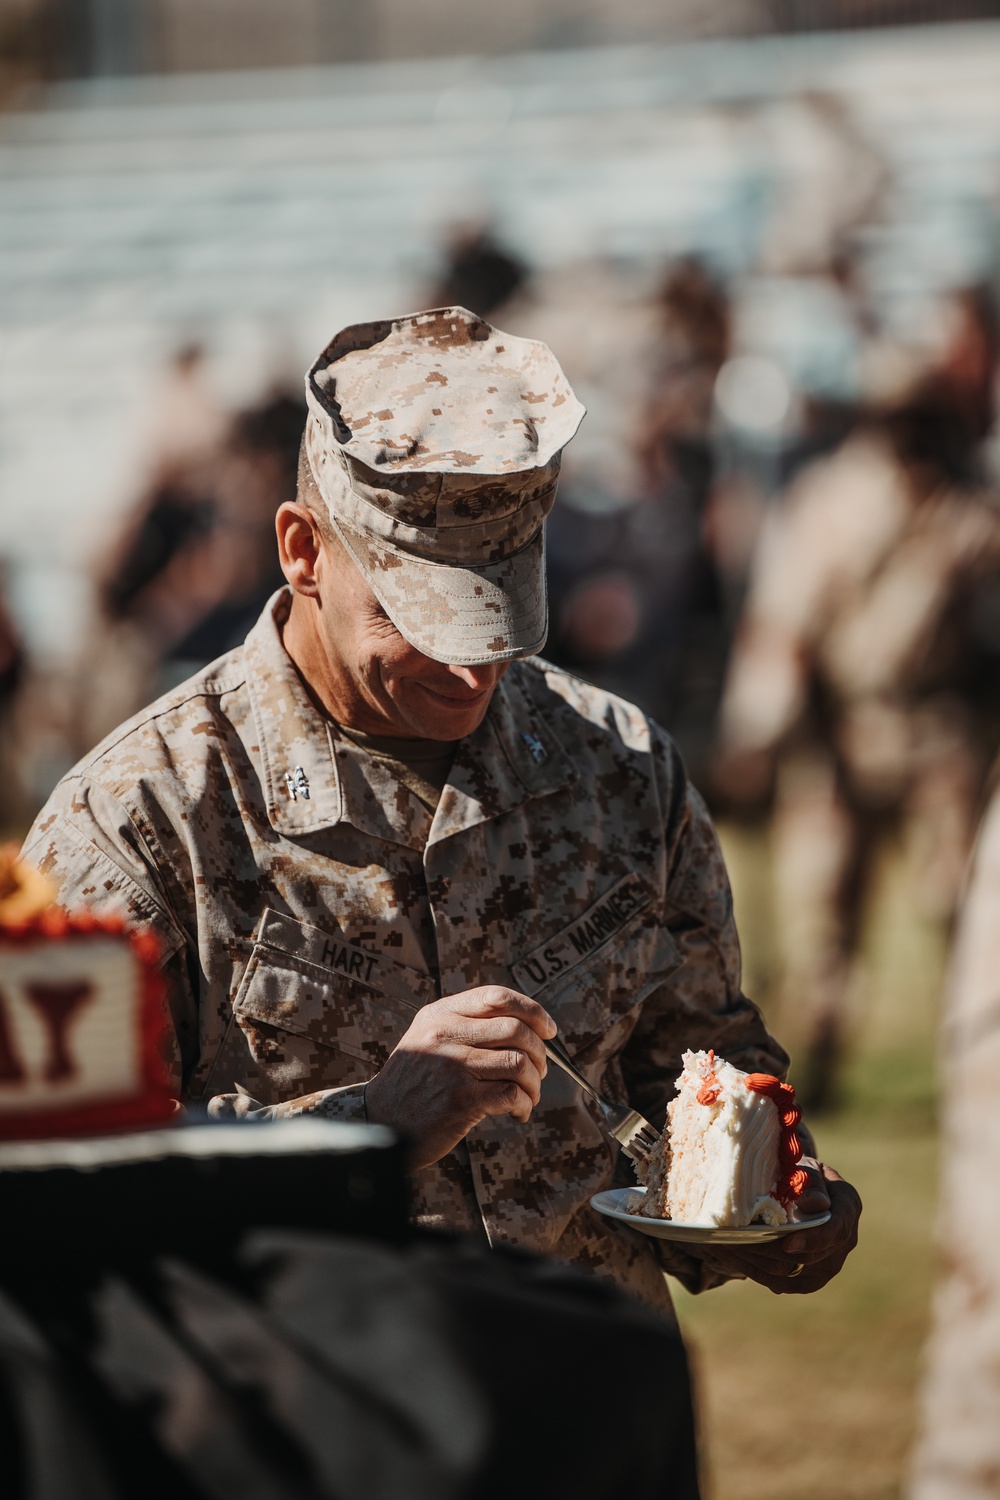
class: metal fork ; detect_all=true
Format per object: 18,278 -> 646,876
544,1037 -> 661,1167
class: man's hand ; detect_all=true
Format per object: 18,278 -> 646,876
689,1160 -> 861,1294
363,986 -> 557,1170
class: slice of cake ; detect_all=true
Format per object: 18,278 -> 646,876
0,849 -> 173,1139
639,1049 -> 808,1227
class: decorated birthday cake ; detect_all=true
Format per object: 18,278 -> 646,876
638,1049 -> 808,1228
0,848 -> 172,1139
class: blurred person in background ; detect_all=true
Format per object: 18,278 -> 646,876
425,221 -> 530,322
82,364 -> 303,750
545,257 -> 732,784
79,342 -> 228,746
133,341 -> 229,492
712,284 -> 1000,1111
908,760 -> 1000,1500
629,257 -> 733,775
755,92 -> 888,281
160,388 -> 302,673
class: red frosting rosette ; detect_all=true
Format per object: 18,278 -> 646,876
744,1071 -> 808,1206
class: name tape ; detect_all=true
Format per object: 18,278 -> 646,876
510,873 -> 651,995
318,936 -> 381,987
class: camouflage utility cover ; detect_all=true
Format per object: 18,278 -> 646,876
304,307 -> 585,666
24,589 -> 785,1316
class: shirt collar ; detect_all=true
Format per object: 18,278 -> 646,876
244,589 -> 577,847
428,663 -> 577,845
243,590 -> 343,837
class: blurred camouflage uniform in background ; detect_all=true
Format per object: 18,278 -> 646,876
909,768 -> 1000,1500
545,258 -> 733,784
80,351 -> 301,753
713,286 -> 1000,1108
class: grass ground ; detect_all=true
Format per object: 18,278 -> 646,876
673,821 -> 945,1500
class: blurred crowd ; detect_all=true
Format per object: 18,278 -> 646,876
0,86 -> 997,1103
1,68 -> 1000,1496
5,158 -> 1000,1129
539,254 -> 1000,1127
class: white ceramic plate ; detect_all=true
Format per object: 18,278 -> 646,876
590,1186 -> 832,1244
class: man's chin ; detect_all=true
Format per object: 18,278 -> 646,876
404,684 -> 495,739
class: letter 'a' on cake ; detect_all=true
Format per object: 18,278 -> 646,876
0,850 -> 172,1140
638,1050 -> 809,1228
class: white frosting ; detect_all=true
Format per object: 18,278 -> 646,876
641,1050 -> 787,1227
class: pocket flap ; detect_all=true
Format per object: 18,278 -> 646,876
233,909 -> 435,1068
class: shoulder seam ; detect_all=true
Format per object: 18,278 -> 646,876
520,655 -> 660,742
79,670 -> 247,771
22,811 -> 186,958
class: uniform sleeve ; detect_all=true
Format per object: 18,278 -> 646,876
619,743 -> 788,1132
619,740 -> 791,1294
205,1083 -> 369,1123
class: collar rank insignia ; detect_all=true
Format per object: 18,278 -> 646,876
284,766 -> 311,801
521,732 -> 548,765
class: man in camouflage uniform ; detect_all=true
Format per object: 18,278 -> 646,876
24,308 -> 859,1317
909,772 -> 1000,1500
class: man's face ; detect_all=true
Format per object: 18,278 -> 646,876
309,525 -> 510,740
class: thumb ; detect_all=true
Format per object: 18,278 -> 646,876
792,1156 -> 832,1218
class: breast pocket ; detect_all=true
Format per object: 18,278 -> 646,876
510,878 -> 682,1057
226,909 -> 435,1105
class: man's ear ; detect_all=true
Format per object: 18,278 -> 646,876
276,502 -> 322,598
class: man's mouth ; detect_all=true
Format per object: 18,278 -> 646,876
417,682 -> 492,707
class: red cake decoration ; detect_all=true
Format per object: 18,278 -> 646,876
744,1072 -> 808,1206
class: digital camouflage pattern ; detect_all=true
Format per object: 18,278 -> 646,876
910,779 -> 1000,1500
24,589 -> 786,1316
304,307 -> 586,666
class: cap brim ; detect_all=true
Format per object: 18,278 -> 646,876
331,517 -> 548,666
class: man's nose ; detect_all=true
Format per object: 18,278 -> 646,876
446,662 -> 501,692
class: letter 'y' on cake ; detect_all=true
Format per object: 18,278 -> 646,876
0,848 -> 173,1140
640,1050 -> 808,1227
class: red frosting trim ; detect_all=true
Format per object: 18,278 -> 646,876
0,914 -> 174,1140
744,1071 -> 806,1208
696,1050 -> 722,1106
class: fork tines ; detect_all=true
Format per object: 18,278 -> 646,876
619,1123 -> 660,1164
